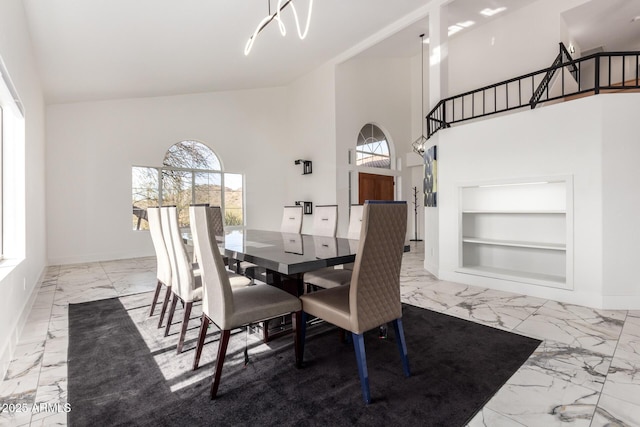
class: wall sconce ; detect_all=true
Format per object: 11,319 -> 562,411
295,201 -> 313,215
294,159 -> 312,175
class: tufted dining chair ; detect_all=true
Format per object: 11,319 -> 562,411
299,201 -> 410,404
147,207 -> 173,322
189,205 -> 303,399
303,204 -> 364,290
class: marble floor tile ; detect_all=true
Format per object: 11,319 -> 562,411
521,339 -> 611,392
591,393 -> 640,427
484,369 -> 599,426
445,291 -> 545,332
515,303 -> 625,356
466,407 -> 527,426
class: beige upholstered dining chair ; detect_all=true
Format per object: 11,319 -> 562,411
303,204 -> 364,290
189,205 -> 303,399
147,207 -> 173,324
280,205 -> 304,233
161,206 -> 203,354
311,205 -> 338,237
299,201 -> 410,404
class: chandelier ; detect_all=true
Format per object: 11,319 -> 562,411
244,0 -> 314,55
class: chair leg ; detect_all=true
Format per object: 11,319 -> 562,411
165,294 -> 179,337
392,318 -> 411,377
292,311 -> 303,368
157,286 -> 172,328
352,333 -> 371,404
193,314 -> 210,371
299,312 -> 308,367
176,301 -> 193,354
149,280 -> 162,316
210,329 -> 231,399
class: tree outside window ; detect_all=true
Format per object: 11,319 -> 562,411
131,141 -> 244,230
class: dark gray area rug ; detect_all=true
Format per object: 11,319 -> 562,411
67,293 -> 540,426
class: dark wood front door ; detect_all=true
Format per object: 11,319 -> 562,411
358,173 -> 394,204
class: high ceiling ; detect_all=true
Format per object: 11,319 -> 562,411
21,0 -> 640,104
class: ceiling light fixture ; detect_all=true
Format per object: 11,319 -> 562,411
412,34 -> 428,156
480,7 -> 506,17
244,0 -> 314,55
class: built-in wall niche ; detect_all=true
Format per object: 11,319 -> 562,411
457,177 -> 573,290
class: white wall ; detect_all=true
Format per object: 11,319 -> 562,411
46,87 -> 290,264
437,94 -> 640,309
0,0 -> 47,378
335,56 -> 413,237
285,63 -> 338,235
447,0 -> 590,96
601,94 -> 640,308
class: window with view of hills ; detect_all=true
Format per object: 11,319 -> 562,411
131,141 -> 243,230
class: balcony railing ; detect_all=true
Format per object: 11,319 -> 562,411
416,44 -> 640,153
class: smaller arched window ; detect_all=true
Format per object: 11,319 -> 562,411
356,124 -> 391,169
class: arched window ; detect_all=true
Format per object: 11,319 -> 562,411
132,141 -> 243,230
356,124 -> 391,169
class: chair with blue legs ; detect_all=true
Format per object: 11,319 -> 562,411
299,201 -> 410,404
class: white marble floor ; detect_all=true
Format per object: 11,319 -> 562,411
1,242 -> 639,426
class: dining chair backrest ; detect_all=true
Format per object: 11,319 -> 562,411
160,207 -> 177,291
208,206 -> 225,244
312,205 -> 338,237
166,206 -> 197,301
349,201 -> 407,334
190,205 -> 233,328
148,207 -> 172,287
280,205 -> 303,234
347,204 -> 364,240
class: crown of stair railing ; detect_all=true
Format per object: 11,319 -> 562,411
417,43 -> 640,152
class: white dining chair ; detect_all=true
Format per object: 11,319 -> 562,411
147,207 -> 173,323
189,205 -> 303,399
280,205 -> 304,233
311,205 -> 338,237
304,204 -> 363,290
161,206 -> 203,353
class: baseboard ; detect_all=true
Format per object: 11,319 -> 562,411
0,267 -> 45,380
48,250 -> 154,266
602,295 -> 640,310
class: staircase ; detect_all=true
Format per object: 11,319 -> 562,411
413,43 -> 640,155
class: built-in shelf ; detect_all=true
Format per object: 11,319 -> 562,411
457,266 -> 566,287
459,177 -> 573,290
462,237 -> 566,251
461,210 -> 566,214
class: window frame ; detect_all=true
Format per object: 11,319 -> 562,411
131,144 -> 244,230
356,123 -> 391,169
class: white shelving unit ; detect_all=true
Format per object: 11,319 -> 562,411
457,177 -> 573,289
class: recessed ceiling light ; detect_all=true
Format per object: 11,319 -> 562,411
480,7 -> 507,17
458,20 -> 475,28
632,15 -> 640,22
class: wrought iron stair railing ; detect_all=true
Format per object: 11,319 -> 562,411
414,44 -> 640,154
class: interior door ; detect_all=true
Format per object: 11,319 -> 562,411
358,173 -> 394,204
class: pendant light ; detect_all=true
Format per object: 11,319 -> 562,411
412,34 -> 428,156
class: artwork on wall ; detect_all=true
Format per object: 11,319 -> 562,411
424,145 -> 437,207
